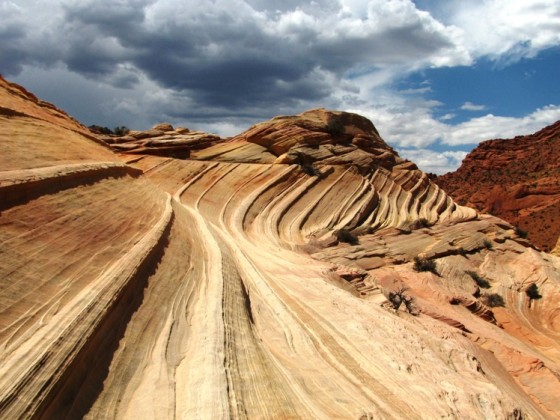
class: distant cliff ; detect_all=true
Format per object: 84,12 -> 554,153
436,121 -> 560,254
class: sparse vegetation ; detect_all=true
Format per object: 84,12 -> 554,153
526,283 -> 542,300
515,226 -> 528,239
465,270 -> 490,288
292,151 -> 320,176
417,217 -> 430,228
388,287 -> 418,315
483,239 -> 493,249
113,125 -> 130,136
483,293 -> 505,307
335,229 -> 359,245
457,247 -> 468,257
88,125 -> 113,135
413,256 -> 437,274
326,116 -> 345,136
300,163 -> 320,176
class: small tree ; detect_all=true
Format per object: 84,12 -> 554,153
388,287 -> 418,315
526,283 -> 542,300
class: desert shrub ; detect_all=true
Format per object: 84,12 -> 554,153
417,217 -> 430,228
483,293 -> 505,307
483,239 -> 493,249
526,283 -> 542,300
114,125 -> 130,136
326,117 -> 345,136
465,270 -> 490,288
300,163 -> 320,176
88,125 -> 113,135
336,229 -> 359,245
515,226 -> 528,239
388,287 -> 418,315
413,256 -> 437,274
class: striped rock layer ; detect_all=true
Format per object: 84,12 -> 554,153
1,75 -> 559,419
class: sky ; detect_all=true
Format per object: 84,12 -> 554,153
1,0 -> 559,174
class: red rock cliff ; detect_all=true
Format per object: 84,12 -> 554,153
436,121 -> 560,253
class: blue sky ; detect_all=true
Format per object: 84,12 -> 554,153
400,47 -> 560,123
2,0 -> 560,173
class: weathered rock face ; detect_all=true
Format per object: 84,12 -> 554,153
1,75 -> 559,419
436,121 -> 560,253
102,122 -> 222,159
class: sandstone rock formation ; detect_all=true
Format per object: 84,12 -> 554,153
1,75 -> 559,418
436,121 -> 560,253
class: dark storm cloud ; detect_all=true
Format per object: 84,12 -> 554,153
57,0 -> 333,108
0,25 -> 28,75
0,0 -> 470,131
51,0 -> 460,113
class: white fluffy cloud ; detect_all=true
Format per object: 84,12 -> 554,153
449,0 -> 560,60
397,149 -> 468,175
461,102 -> 486,111
441,105 -> 560,145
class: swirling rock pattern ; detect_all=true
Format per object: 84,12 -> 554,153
1,75 -> 559,419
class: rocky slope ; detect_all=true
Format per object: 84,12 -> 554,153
1,75 -> 559,418
435,121 -> 560,254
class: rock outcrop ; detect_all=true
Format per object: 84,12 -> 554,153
1,75 -> 559,418
436,121 -> 560,253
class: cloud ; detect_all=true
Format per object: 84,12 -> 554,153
2,0 -> 559,176
439,113 -> 455,120
441,105 -> 560,145
447,0 -> 560,61
397,148 -> 467,174
0,0 -> 469,116
460,101 -> 486,111
355,100 -> 560,149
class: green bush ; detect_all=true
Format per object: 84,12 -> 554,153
114,125 -> 130,136
413,257 -> 437,274
326,117 -> 345,136
88,125 -> 113,135
417,218 -> 430,228
515,227 -> 528,239
526,283 -> 542,300
465,270 -> 491,289
483,239 -> 493,249
336,229 -> 359,245
301,164 -> 319,176
483,293 -> 505,307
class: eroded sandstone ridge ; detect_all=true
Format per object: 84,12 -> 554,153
436,121 -> 560,254
1,75 -> 560,419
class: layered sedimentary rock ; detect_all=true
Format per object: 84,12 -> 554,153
436,121 -> 560,253
1,75 -> 560,419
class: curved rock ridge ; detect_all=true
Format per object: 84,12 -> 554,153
0,75 -> 559,418
436,120 -> 560,253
